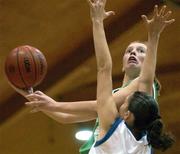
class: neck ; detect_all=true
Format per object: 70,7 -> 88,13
122,73 -> 138,86
125,122 -> 142,140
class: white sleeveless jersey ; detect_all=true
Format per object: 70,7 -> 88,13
89,118 -> 152,154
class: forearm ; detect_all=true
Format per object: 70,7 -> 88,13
139,34 -> 159,94
48,100 -> 97,114
140,33 -> 159,83
43,110 -> 97,124
92,20 -> 113,103
90,2 -> 118,133
139,5 -> 175,92
92,20 -> 112,71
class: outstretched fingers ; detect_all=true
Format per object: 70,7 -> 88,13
154,5 -> 173,20
87,0 -> 93,7
154,5 -> 158,16
100,0 -> 107,6
165,19 -> 175,25
163,11 -> 172,20
105,11 -> 115,18
159,6 -> 175,25
141,15 -> 149,24
159,5 -> 167,16
87,0 -> 107,7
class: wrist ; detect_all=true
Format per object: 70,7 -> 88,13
92,18 -> 104,24
148,32 -> 160,40
50,101 -> 59,111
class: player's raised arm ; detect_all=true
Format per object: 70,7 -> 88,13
138,5 -> 175,93
87,0 -> 118,136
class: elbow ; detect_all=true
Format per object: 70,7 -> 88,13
97,62 -> 112,72
89,101 -> 98,112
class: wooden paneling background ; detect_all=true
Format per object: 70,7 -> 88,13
0,0 -> 179,153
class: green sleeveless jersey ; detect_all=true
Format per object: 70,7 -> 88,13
79,80 -> 160,154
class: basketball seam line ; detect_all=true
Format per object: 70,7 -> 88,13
28,48 -> 37,85
17,48 -> 28,88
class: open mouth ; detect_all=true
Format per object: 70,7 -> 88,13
128,56 -> 138,64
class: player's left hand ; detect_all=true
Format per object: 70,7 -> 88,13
141,5 -> 175,36
87,0 -> 115,22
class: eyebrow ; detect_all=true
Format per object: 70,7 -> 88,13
137,46 -> 146,51
126,47 -> 133,51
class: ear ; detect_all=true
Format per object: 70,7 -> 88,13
123,110 -> 131,120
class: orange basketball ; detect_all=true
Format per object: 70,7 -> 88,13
5,45 -> 47,89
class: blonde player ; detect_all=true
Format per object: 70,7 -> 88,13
86,0 -> 174,153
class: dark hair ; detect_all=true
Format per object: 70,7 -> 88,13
128,91 -> 175,151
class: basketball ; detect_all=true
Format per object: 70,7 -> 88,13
5,45 -> 47,89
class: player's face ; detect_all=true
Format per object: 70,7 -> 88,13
122,42 -> 147,74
